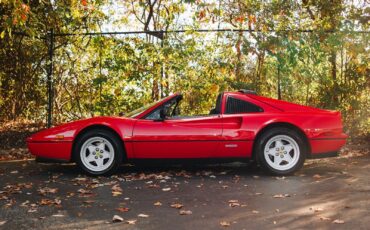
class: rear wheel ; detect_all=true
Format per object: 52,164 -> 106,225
74,129 -> 123,176
256,127 -> 306,175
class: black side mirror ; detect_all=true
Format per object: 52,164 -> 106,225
160,108 -> 166,119
154,108 -> 166,121
209,108 -> 217,115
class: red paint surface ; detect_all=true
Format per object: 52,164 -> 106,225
27,92 -> 347,161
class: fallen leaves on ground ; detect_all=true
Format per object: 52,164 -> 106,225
115,207 -> 130,212
126,219 -> 137,225
111,184 -> 123,196
0,221 -> 6,226
310,207 -> 324,212
319,216 -> 331,221
179,210 -> 192,215
38,187 -> 58,196
273,194 -> 290,198
154,201 -> 162,206
112,215 -> 124,222
220,221 -> 231,227
77,188 -> 93,197
39,198 -> 61,206
332,219 -> 345,224
170,203 -> 184,209
228,200 -> 240,207
83,200 -> 95,204
313,174 -> 322,180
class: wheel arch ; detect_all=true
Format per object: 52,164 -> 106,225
252,122 -> 311,160
72,124 -> 127,162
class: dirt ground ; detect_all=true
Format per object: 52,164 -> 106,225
0,148 -> 369,230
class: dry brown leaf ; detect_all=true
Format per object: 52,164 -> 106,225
112,191 -> 122,196
83,200 -> 95,204
252,210 -> 259,214
39,199 -> 61,206
54,199 -> 61,205
115,207 -> 130,212
229,202 -> 240,207
220,221 -> 230,227
77,189 -> 92,194
126,219 -> 137,225
0,221 -> 6,226
38,187 -> 58,195
111,184 -> 123,196
319,216 -> 331,221
313,174 -> 322,179
138,214 -> 149,218
162,187 -> 171,192
112,215 -> 124,222
170,203 -> 184,209
273,194 -> 290,198
179,210 -> 192,215
333,219 -> 345,224
154,201 -> 162,206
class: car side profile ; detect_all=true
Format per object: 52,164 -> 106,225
27,90 -> 347,175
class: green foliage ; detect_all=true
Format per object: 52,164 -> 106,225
0,0 -> 369,138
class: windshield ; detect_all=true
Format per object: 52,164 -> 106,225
125,97 -> 168,118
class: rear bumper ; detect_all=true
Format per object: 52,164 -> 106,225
27,141 -> 72,161
309,138 -> 346,157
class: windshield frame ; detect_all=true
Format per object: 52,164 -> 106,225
126,93 -> 180,119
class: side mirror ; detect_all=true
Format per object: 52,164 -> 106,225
158,108 -> 167,121
209,108 -> 217,115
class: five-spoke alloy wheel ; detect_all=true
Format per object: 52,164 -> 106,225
256,127 -> 306,175
74,129 -> 123,176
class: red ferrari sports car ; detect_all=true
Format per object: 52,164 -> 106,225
27,90 -> 347,175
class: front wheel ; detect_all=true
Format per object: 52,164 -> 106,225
256,128 -> 306,175
74,129 -> 123,176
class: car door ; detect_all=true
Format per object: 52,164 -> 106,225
131,115 -> 223,158
219,94 -> 264,157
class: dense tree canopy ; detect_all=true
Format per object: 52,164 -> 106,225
0,0 -> 369,138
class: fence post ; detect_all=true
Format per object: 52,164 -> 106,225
47,29 -> 54,128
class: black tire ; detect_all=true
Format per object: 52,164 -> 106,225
73,129 -> 123,176
256,127 -> 306,175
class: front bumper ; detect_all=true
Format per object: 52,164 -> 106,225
27,141 -> 73,161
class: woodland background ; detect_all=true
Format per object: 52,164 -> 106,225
0,0 -> 369,140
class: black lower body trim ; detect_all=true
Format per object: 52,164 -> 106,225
308,151 -> 338,159
35,157 -> 70,163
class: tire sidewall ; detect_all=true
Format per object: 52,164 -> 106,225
256,128 -> 306,175
74,129 -> 123,176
